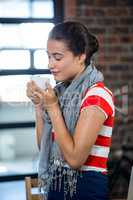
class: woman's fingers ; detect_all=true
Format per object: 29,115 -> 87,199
42,83 -> 58,108
30,91 -> 43,105
26,80 -> 58,108
26,81 -> 43,105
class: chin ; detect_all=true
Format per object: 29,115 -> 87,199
54,76 -> 67,82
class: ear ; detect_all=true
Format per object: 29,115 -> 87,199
78,54 -> 86,65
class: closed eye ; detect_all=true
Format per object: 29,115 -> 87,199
53,53 -> 64,61
47,51 -> 64,61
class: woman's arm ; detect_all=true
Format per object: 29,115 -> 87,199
35,105 -> 44,150
47,104 -> 106,169
26,80 -> 45,150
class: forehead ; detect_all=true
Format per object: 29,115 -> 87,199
47,39 -> 68,53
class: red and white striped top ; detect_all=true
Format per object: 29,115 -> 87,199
80,82 -> 115,173
52,82 -> 115,174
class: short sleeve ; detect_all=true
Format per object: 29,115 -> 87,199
80,86 -> 114,119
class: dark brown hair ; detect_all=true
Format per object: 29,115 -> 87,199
48,21 -> 99,66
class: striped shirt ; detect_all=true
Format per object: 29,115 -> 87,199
80,82 -> 115,173
52,82 -> 115,174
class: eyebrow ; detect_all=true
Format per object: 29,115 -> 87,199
46,50 -> 65,55
46,51 -> 64,57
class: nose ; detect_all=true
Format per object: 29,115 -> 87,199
48,57 -> 56,70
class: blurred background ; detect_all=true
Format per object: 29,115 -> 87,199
0,0 -> 133,200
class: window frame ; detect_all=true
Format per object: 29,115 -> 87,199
0,0 -> 64,181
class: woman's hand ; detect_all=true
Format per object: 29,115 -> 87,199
26,80 -> 43,106
42,82 -> 58,110
26,80 -> 58,109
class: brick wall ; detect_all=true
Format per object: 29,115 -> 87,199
64,0 -> 133,199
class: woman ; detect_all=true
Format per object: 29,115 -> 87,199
27,21 -> 115,200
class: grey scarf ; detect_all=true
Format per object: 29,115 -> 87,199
38,63 -> 104,199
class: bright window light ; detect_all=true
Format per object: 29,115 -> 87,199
34,50 -> 48,69
0,75 -> 30,102
0,0 -> 30,18
0,23 -> 54,48
20,23 -> 54,48
0,50 -> 30,69
0,166 -> 8,173
32,0 -> 54,18
0,0 -> 54,18
0,24 -> 24,48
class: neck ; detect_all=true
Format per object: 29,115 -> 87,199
64,64 -> 86,84
75,65 -> 86,79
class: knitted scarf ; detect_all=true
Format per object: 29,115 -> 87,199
38,63 -> 104,199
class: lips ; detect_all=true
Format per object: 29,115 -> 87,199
51,71 -> 60,75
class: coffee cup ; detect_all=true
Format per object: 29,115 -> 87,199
31,76 -> 50,90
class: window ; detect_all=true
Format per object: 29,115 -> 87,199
0,50 -> 30,69
0,0 -> 63,180
0,23 -> 54,49
0,22 -> 54,69
0,0 -> 54,18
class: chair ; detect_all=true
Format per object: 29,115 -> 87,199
25,176 -> 43,200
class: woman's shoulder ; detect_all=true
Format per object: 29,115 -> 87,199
90,82 -> 113,97
80,81 -> 115,118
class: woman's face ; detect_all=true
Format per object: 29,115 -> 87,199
47,39 -> 86,82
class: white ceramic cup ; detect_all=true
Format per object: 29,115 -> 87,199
31,76 -> 50,90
